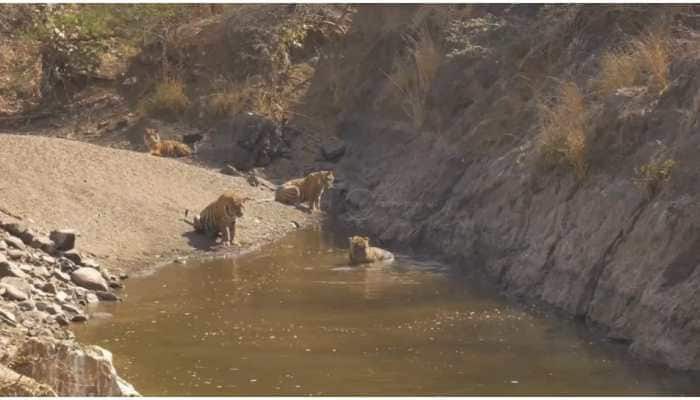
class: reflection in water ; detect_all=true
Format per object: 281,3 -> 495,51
73,227 -> 700,396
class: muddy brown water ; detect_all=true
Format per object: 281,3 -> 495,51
73,226 -> 699,395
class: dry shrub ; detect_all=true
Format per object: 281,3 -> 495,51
537,81 -> 589,180
137,78 -> 190,120
634,148 -> 677,196
596,32 -> 670,96
207,81 -> 251,119
386,28 -> 442,128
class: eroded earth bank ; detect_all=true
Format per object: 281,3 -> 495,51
1,3 -> 700,395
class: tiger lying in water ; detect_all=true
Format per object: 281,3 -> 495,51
144,128 -> 193,158
275,170 -> 334,212
185,191 -> 251,246
348,236 -> 394,265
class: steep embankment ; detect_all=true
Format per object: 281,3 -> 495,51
0,134 -> 316,273
318,6 -> 700,370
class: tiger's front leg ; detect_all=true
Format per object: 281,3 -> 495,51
223,226 -> 232,247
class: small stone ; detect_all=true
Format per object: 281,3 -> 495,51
41,255 -> 56,264
71,267 -> 108,291
1,284 -> 28,301
221,164 -> 244,177
62,250 -> 82,265
5,236 -> 26,250
95,291 -> 119,301
73,287 -> 87,298
61,303 -> 82,314
71,314 -> 88,323
7,249 -> 26,260
52,270 -> 70,282
55,314 -> 69,326
0,308 -> 17,326
18,300 -> 35,311
4,222 -> 34,244
58,257 -> 77,273
21,319 -> 35,329
109,281 -> 124,289
30,236 -> 55,253
82,258 -> 100,270
0,259 -> 28,279
55,291 -> 69,303
41,282 -> 57,294
0,240 -> 6,251
119,273 -> 129,280
49,229 -> 77,251
321,141 -> 347,162
36,302 -> 61,315
85,293 -> 99,304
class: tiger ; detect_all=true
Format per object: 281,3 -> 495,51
348,236 -> 395,265
144,128 -> 193,158
275,170 -> 334,212
185,191 -> 251,246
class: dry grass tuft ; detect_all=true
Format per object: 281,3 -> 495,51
634,148 -> 677,196
596,32 -> 671,96
537,80 -> 589,180
137,78 -> 190,120
386,28 -> 442,129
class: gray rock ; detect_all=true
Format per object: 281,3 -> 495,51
0,239 -> 6,251
119,273 -> 129,280
31,266 -> 50,279
41,255 -> 56,264
7,249 -> 26,260
1,283 -> 28,301
0,308 -> 17,326
55,291 -> 69,303
321,141 -> 347,162
4,222 -> 34,244
85,293 -> 99,304
30,236 -> 55,253
71,314 -> 88,323
95,291 -> 119,302
41,282 -> 57,294
5,235 -> 26,250
18,300 -> 35,311
73,287 -> 88,298
221,164 -> 244,177
50,229 -> 77,251
61,303 -> 82,315
0,259 -> 28,279
62,250 -> 82,265
71,267 -> 108,291
58,257 -> 77,273
109,281 -> 124,289
52,270 -> 71,282
82,258 -> 100,270
36,302 -> 61,315
55,314 -> 69,326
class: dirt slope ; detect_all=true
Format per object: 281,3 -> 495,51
0,134 -> 315,274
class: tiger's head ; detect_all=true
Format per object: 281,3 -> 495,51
219,192 -> 252,218
318,170 -> 335,189
349,235 -> 370,260
144,128 -> 161,148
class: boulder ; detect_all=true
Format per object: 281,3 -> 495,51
1,277 -> 32,301
13,337 -> 139,395
321,141 -> 347,162
85,293 -> 99,304
95,291 -> 119,302
4,222 -> 34,244
62,250 -> 83,266
0,258 -> 28,279
5,235 -> 26,250
71,268 -> 108,291
30,236 -> 55,253
49,229 -> 77,251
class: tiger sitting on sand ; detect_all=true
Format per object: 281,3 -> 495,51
185,191 -> 251,246
144,128 -> 193,158
348,236 -> 394,265
275,170 -> 334,212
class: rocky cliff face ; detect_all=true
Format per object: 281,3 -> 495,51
320,5 -> 700,371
